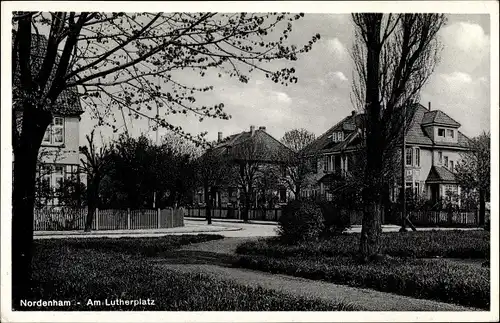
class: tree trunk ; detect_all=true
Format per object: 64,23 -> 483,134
85,202 -> 95,232
360,182 -> 383,261
295,183 -> 301,201
359,14 -> 383,262
84,181 -> 97,231
242,191 -> 251,222
204,184 -> 211,224
12,105 -> 51,304
479,188 -> 485,226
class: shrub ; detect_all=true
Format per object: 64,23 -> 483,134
318,201 -> 351,235
278,200 -> 324,242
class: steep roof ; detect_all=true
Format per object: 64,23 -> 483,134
301,113 -> 364,155
405,104 -> 435,145
12,33 -> 84,116
421,110 -> 461,127
425,166 -> 457,183
205,128 -> 295,163
304,103 -> 470,155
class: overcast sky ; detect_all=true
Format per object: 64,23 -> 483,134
76,13 -> 491,143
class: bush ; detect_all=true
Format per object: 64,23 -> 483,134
236,254 -> 489,309
22,242 -> 355,311
318,201 -> 351,235
278,200 -> 324,242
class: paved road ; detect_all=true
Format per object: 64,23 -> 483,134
34,218 -> 483,239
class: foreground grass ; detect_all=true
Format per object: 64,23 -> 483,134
18,236 -> 355,311
235,231 -> 490,310
237,230 -> 490,259
41,234 -> 225,257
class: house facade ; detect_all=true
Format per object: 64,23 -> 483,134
194,125 -> 295,209
13,33 -> 86,207
301,104 -> 471,205
36,99 -> 85,207
300,110 -> 365,200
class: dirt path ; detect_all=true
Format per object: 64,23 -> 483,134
151,237 -> 478,312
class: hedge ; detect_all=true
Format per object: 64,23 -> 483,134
236,254 -> 489,309
236,230 -> 489,259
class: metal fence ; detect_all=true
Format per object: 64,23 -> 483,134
185,207 -> 283,221
34,207 -> 184,231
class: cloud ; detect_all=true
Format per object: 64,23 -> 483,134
440,72 -> 473,86
442,22 -> 489,53
329,71 -> 348,82
421,72 -> 489,137
275,91 -> 292,103
438,22 -> 490,75
326,37 -> 348,58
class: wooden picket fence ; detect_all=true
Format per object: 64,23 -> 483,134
185,207 -> 283,221
184,207 -> 480,227
408,210 -> 479,226
33,207 -> 184,231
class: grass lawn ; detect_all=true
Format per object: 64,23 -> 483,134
235,230 -> 490,310
19,235 -> 355,311
237,230 -> 490,259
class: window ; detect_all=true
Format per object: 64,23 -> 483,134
438,151 -> 443,165
54,166 -> 64,189
444,184 -> 458,197
444,156 -> 449,168
334,155 -> 341,170
405,182 -> 413,197
42,116 -> 65,145
438,128 -> 445,137
405,147 -> 413,166
449,160 -> 454,171
446,129 -> 454,138
415,148 -> 420,167
279,188 -> 287,203
414,182 -> 420,195
332,132 -> 343,142
323,156 -> 328,172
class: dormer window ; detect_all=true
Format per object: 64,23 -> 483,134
332,131 -> 344,143
437,128 -> 445,137
446,129 -> 454,138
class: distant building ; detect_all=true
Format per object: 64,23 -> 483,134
301,103 -> 471,204
194,125 -> 294,208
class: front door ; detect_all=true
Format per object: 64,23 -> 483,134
430,184 -> 440,204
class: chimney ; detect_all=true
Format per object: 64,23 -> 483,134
250,125 -> 255,135
258,126 -> 266,132
217,131 -> 223,142
351,110 -> 357,117
428,101 -> 431,111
